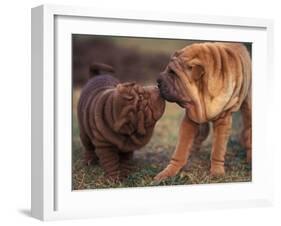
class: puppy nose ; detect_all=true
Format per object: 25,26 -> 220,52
157,74 -> 164,84
157,77 -> 162,84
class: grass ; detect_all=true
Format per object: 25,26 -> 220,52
72,89 -> 251,190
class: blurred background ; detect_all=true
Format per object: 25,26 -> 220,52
72,35 -> 251,87
72,35 -> 200,86
72,35 -> 252,189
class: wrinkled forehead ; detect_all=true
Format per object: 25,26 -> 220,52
173,44 -> 203,59
117,83 -> 143,93
117,83 -> 149,102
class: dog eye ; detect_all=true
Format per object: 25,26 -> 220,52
186,65 -> 192,71
123,95 -> 134,101
168,68 -> 176,75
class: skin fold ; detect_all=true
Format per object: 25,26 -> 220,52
77,63 -> 165,181
155,42 -> 251,180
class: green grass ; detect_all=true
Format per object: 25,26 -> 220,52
72,89 -> 251,190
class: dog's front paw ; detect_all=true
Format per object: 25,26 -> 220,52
154,170 -> 170,181
154,165 -> 180,181
106,172 -> 121,183
83,150 -> 98,166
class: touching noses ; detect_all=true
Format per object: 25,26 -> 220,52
157,73 -> 165,86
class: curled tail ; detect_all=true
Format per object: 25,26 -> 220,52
89,62 -> 115,78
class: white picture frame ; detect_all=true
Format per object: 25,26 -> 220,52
31,4 -> 274,221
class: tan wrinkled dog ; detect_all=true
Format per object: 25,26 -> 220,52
155,42 -> 251,180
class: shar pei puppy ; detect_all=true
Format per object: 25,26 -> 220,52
155,42 -> 251,180
77,63 -> 165,180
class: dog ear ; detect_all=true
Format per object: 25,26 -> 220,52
113,111 -> 137,135
136,111 -> 146,135
113,110 -> 146,136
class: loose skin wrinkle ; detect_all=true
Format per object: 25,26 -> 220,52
156,42 -> 251,180
78,72 -> 165,180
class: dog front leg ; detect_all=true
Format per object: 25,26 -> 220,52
119,152 -> 134,178
154,114 -> 199,181
95,148 -> 120,181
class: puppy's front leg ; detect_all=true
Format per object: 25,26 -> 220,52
95,148 -> 120,181
119,152 -> 134,178
210,113 -> 232,176
154,114 -> 199,181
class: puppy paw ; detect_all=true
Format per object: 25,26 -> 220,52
119,168 -> 131,179
83,157 -> 97,166
106,173 -> 121,183
210,165 -> 225,176
83,151 -> 98,166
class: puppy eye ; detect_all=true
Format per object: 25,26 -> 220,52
123,95 -> 134,101
186,65 -> 192,70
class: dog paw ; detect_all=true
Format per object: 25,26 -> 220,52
210,165 -> 225,176
154,165 -> 180,181
83,158 -> 95,166
154,171 -> 169,181
83,151 -> 98,166
106,173 -> 121,183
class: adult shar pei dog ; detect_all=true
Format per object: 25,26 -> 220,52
155,42 -> 251,180
77,63 -> 165,180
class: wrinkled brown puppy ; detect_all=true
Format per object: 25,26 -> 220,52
77,63 -> 165,180
155,42 -> 251,180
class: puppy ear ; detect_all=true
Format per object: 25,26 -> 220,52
113,118 -> 133,135
113,118 -> 127,132
191,64 -> 204,81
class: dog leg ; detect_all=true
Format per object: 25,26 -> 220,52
95,148 -> 120,181
119,152 -> 134,178
210,113 -> 232,176
80,132 -> 98,166
154,114 -> 199,181
84,149 -> 98,166
240,96 -> 252,163
191,123 -> 210,152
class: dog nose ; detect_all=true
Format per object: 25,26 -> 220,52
157,78 -> 162,84
157,74 -> 164,84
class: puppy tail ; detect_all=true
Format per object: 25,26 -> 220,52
89,62 -> 115,78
